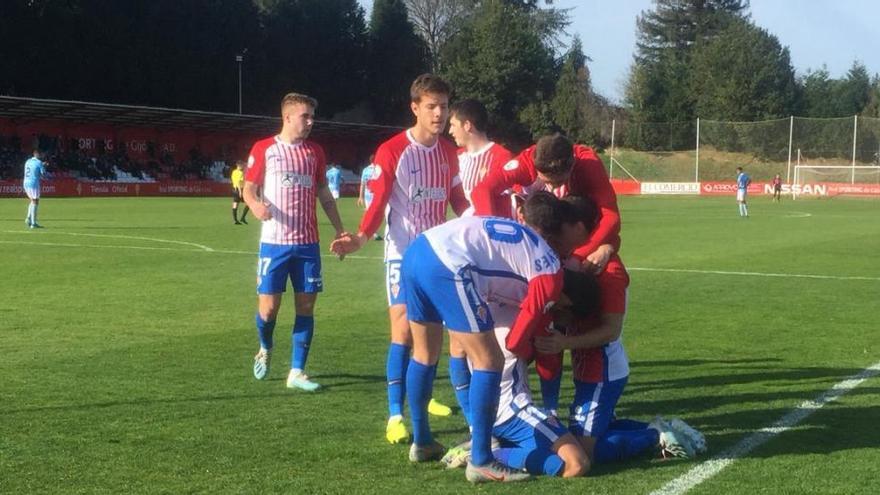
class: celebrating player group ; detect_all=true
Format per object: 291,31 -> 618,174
241,74 -> 706,483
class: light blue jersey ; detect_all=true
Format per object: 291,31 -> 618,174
736,172 -> 750,190
361,164 -> 375,204
23,157 -> 44,188
325,166 -> 342,192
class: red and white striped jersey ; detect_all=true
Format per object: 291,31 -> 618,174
359,130 -> 469,261
245,136 -> 326,245
458,142 -> 513,202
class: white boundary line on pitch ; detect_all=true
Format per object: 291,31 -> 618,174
648,360 -> 880,495
3,233 -> 880,280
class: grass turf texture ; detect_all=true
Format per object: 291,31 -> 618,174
1,195 -> 878,494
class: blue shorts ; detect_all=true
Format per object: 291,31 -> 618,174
569,377 -> 628,438
256,243 -> 323,294
401,236 -> 493,332
386,259 -> 405,306
494,399 -> 570,475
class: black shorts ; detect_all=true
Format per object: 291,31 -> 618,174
774,185 -> 782,192
232,189 -> 243,202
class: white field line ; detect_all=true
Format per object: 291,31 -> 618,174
649,360 -> 880,495
3,233 -> 880,281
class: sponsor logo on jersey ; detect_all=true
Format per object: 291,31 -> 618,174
411,186 -> 447,202
281,173 -> 314,188
503,159 -> 519,171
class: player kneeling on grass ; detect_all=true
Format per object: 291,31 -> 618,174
519,192 -> 706,467
442,298 -> 589,478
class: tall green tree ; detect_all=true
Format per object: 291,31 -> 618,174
626,0 -> 750,148
549,37 -> 595,144
441,0 -> 558,147
691,18 -> 797,120
834,61 -> 872,116
367,0 -> 429,125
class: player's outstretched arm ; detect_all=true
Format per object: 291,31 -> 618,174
243,181 -> 271,221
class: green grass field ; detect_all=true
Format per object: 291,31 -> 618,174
1,195 -> 878,494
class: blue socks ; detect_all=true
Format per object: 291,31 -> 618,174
540,373 -> 562,413
387,343 -> 411,417
494,447 -> 565,476
255,314 -> 276,350
593,427 -> 660,464
470,369 -> 502,466
406,359 -> 436,445
449,356 -> 471,424
291,315 -> 314,371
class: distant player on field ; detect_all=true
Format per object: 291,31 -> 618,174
772,173 -> 782,202
330,74 -> 469,443
736,166 -> 751,217
326,163 -> 343,199
23,149 -> 46,229
243,92 -> 350,391
231,160 -> 250,225
358,157 -> 382,240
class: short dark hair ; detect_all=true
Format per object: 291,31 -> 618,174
281,92 -> 318,111
736,167 -> 743,172
522,192 -> 598,237
534,133 -> 574,176
450,99 -> 489,133
563,269 -> 601,318
410,73 -> 451,103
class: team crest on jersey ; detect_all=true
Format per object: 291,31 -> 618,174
503,159 -> 519,171
390,282 -> 400,299
440,162 -> 449,175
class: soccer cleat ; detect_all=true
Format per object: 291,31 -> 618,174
386,416 -> 410,444
240,218 -> 248,225
253,348 -> 271,380
408,440 -> 447,463
428,398 -> 453,417
286,370 -> 321,392
31,223 -> 44,229
650,417 -> 694,459
441,438 -> 472,469
465,461 -> 532,483
234,221 -> 241,225
668,418 -> 707,455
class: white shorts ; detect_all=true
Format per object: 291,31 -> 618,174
330,188 -> 340,199
24,186 -> 40,200
736,189 -> 746,202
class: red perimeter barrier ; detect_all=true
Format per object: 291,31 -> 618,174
0,179 -> 361,198
701,181 -> 880,197
611,179 -> 640,195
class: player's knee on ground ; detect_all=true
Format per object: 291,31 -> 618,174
555,434 -> 590,477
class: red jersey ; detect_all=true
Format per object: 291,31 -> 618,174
457,142 -> 514,216
471,144 -> 621,257
245,136 -> 326,245
359,130 -> 469,260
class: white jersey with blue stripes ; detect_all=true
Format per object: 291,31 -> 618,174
421,216 -> 560,307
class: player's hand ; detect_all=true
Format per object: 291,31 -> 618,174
582,244 -> 614,274
330,232 -> 366,257
535,333 -> 567,354
251,203 -> 272,221
356,197 -> 364,207
332,231 -> 355,260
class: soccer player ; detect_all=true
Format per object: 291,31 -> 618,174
243,92 -> 350,391
399,215 -> 556,482
326,163 -> 343,200
330,74 -> 468,444
231,160 -> 249,225
447,99 -> 514,215
23,149 -> 46,228
470,133 -> 620,275
736,166 -> 751,217
772,173 -> 782,202
357,158 -> 382,240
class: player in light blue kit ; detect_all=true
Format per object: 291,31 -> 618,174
325,163 -> 343,199
23,150 -> 46,228
358,161 -> 383,240
736,166 -> 751,218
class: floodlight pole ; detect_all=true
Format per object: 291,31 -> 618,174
786,116 -> 794,183
236,54 -> 244,114
694,117 -> 700,182
609,119 -> 615,180
851,115 -> 858,184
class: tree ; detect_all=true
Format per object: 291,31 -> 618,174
367,0 -> 430,125
834,61 -> 872,116
626,0 -> 750,136
691,18 -> 797,121
549,37 -> 593,143
403,0 -> 472,72
441,0 -> 559,147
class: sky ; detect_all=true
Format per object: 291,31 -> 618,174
358,0 -> 880,103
